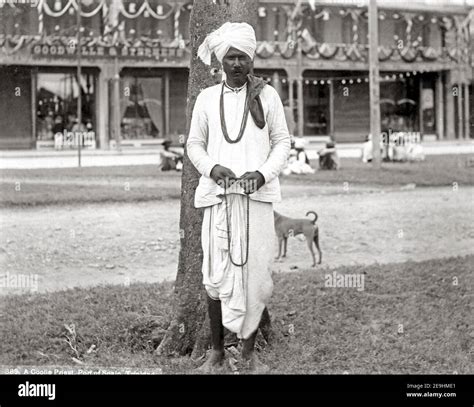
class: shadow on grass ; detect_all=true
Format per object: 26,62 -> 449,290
1,256 -> 471,374
1,155 -> 473,207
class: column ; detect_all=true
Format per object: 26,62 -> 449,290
288,77 -> 294,114
296,38 -> 304,138
464,83 -> 470,140
418,75 -> 424,138
457,83 -> 463,139
435,72 -> 444,140
456,83 -> 464,139
444,72 -> 455,139
272,71 -> 282,99
31,69 -> 37,147
97,65 -> 113,149
296,76 -> 304,137
329,79 -> 335,140
164,70 -> 170,136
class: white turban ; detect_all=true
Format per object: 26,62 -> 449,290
197,22 -> 256,66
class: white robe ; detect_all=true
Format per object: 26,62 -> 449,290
201,187 -> 274,339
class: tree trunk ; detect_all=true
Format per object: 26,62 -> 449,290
156,0 -> 264,358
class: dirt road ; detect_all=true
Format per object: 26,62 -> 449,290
1,185 -> 472,294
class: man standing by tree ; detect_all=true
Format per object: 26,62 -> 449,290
187,22 -> 290,373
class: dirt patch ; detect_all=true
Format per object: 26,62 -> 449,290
1,185 -> 472,295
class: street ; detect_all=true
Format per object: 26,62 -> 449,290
1,184 -> 472,294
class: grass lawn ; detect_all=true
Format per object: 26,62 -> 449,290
285,154 -> 474,187
1,255 -> 471,374
0,154 -> 472,207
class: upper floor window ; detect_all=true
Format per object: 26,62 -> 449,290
43,0 -> 103,37
120,0 -> 189,40
0,4 -> 39,36
256,3 -> 288,42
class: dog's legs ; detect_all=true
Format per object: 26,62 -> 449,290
282,237 -> 288,258
314,231 -> 322,264
306,236 -> 316,267
275,238 -> 282,260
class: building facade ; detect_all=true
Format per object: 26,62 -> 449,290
0,0 -> 472,150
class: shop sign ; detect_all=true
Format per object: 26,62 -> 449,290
32,44 -> 185,60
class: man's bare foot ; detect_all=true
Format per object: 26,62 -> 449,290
242,353 -> 270,374
196,350 -> 225,373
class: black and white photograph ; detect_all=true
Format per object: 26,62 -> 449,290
0,0 -> 473,402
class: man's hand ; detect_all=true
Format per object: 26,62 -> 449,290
238,171 -> 265,194
210,164 -> 237,188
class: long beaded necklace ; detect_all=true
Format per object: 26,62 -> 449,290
220,81 -> 250,266
223,182 -> 250,267
219,81 -> 251,144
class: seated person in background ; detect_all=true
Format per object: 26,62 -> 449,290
318,141 -> 340,170
282,137 -> 315,175
362,134 -> 373,163
160,139 -> 184,171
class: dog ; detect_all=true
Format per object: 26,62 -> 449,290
273,210 -> 322,267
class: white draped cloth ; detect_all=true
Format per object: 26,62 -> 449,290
201,188 -> 274,339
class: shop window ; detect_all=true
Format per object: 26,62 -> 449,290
323,13 -> 343,44
342,14 -> 353,44
379,18 -> 395,46
411,17 -> 425,46
120,76 -> 164,139
36,72 -> 96,146
358,17 -> 368,45
178,3 -> 192,40
422,24 -> 430,47
255,6 -> 270,41
303,81 -> 330,136
311,14 -> 325,43
0,67 -> 32,149
300,6 -> 325,44
394,18 -> 407,45
275,6 -> 288,42
380,76 -> 419,133
168,70 -> 188,139
419,75 -> 436,135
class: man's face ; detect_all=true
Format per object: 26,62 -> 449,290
222,47 -> 253,85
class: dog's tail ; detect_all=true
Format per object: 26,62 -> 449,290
306,211 -> 318,224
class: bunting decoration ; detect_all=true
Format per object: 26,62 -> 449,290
0,0 -> 471,69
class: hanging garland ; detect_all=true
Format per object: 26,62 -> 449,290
42,0 -> 106,18
1,36 -> 29,55
42,0 -> 75,18
71,0 -> 107,18
119,1 -> 176,20
255,40 -> 296,60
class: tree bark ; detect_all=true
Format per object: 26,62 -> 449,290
156,0 -> 262,358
